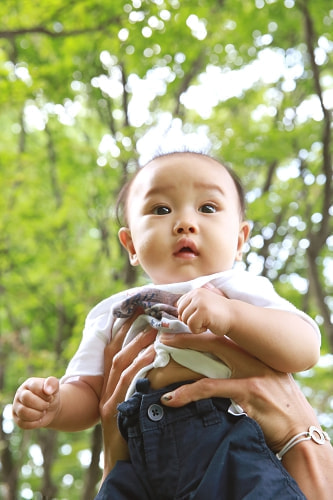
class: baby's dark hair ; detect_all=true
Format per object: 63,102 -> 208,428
116,151 -> 246,226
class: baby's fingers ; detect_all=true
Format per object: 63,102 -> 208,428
13,404 -> 48,429
12,377 -> 57,428
13,392 -> 50,429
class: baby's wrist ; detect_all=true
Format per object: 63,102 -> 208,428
224,298 -> 238,336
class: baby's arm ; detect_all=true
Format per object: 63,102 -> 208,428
13,374 -> 103,432
177,286 -> 320,373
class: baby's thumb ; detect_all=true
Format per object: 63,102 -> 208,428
202,282 -> 226,297
43,376 -> 59,397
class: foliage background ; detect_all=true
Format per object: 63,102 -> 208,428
0,0 -> 332,498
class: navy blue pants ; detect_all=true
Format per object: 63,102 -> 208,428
96,379 -> 306,499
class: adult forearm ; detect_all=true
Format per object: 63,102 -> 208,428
99,328 -> 157,484
101,432 -> 129,481
158,333 -> 333,497
282,440 -> 333,499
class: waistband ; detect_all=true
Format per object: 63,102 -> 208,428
117,378 -> 233,439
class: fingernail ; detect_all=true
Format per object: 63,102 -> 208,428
161,392 -> 173,401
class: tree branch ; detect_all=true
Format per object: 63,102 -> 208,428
173,49 -> 207,117
0,16 -> 121,40
300,1 -> 333,248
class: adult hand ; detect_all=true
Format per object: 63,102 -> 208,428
159,332 -> 317,452
99,316 -> 157,482
100,324 -> 333,498
159,332 -> 333,499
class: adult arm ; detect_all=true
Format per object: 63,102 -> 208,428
99,328 -> 332,497
159,332 -> 333,500
99,321 -> 157,483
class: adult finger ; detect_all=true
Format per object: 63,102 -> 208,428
161,377 -> 246,408
102,343 -> 156,414
101,328 -> 157,408
159,332 -> 266,378
103,310 -> 143,379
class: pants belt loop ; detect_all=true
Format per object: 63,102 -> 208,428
195,398 -> 221,426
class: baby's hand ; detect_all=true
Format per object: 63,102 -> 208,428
177,284 -> 230,335
12,376 -> 60,429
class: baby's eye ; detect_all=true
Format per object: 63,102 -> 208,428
199,204 -> 216,214
153,205 -> 171,215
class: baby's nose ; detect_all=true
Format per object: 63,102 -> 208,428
174,220 -> 198,234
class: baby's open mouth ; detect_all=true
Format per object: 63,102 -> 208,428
174,239 -> 198,257
174,245 -> 199,257
179,247 -> 194,253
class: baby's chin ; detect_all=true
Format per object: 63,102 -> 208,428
152,269 -> 221,286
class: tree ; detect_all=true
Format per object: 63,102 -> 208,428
1,0 -> 332,498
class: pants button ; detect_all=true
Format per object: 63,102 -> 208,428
147,404 -> 164,421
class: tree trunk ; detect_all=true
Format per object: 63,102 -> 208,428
0,412 -> 18,500
81,424 -> 103,500
39,428 -> 58,499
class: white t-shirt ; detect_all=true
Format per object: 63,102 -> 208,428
61,269 -> 320,400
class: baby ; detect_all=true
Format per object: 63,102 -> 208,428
13,151 -> 320,498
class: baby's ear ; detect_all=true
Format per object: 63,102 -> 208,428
118,227 -> 139,266
236,221 -> 251,261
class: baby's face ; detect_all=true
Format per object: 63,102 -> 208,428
119,153 -> 249,284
